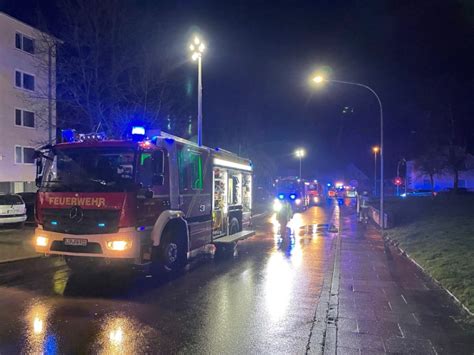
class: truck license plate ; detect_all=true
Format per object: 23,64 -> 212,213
64,238 -> 88,247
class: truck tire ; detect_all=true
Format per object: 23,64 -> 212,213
229,217 -> 240,235
157,227 -> 187,272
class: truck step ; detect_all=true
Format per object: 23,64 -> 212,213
213,230 -> 255,244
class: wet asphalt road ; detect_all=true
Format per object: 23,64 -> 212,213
0,202 -> 339,354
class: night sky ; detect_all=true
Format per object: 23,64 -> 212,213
2,0 -> 473,180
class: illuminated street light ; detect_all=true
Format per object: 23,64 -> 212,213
312,75 -> 324,83
295,148 -> 305,158
311,73 -> 385,228
372,146 -> 380,196
295,148 -> 306,177
189,35 -> 206,146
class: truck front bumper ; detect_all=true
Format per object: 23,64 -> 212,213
34,226 -> 150,262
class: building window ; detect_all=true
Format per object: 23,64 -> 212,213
15,146 -> 35,164
15,109 -> 35,128
15,70 -> 35,91
15,33 -> 35,54
459,180 -> 466,188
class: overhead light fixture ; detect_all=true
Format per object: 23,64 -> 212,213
213,158 -> 252,171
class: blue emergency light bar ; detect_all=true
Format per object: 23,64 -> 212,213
132,126 -> 146,135
61,129 -> 76,142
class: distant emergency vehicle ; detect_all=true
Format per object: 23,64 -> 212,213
275,177 -> 308,211
305,180 -> 324,205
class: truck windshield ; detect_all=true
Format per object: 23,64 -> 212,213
278,180 -> 298,191
41,147 -> 136,192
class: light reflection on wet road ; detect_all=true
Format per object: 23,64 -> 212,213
0,202 -> 340,354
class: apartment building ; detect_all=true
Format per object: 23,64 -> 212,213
0,12 -> 56,193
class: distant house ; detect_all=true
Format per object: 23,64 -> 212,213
406,155 -> 474,191
343,163 -> 370,190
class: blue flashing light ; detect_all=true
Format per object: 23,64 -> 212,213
327,183 -> 332,187
132,126 -> 145,135
61,129 -> 76,143
98,223 -> 106,228
289,193 -> 297,200
400,193 -> 407,198
215,147 -> 220,151
164,138 -> 175,144
278,193 -> 285,200
51,220 -> 58,226
137,226 -> 145,231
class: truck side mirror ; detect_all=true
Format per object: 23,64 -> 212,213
35,158 -> 43,187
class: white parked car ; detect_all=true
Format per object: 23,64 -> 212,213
0,194 -> 27,227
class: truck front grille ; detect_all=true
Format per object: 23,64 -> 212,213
42,208 -> 120,235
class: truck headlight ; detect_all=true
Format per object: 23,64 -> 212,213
313,197 -> 319,203
36,236 -> 48,247
273,199 -> 282,212
106,240 -> 131,251
295,198 -> 302,205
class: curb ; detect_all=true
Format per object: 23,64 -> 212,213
0,254 -> 41,264
383,234 -> 474,317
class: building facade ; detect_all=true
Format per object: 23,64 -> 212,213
0,12 -> 56,193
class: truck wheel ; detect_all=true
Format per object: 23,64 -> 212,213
229,217 -> 240,235
158,228 -> 187,272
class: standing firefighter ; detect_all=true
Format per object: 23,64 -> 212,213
274,199 -> 293,238
357,191 -> 370,223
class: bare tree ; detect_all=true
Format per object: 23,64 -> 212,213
445,145 -> 468,192
414,148 -> 446,193
25,0 -> 185,139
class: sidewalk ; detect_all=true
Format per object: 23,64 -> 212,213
334,211 -> 474,354
0,226 -> 37,263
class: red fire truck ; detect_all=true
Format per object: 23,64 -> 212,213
306,180 -> 324,206
34,129 -> 254,272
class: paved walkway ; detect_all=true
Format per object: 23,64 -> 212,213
0,226 -> 36,262
333,209 -> 474,354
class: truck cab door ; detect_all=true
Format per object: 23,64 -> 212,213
136,150 -> 169,226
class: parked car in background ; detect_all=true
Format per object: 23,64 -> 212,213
401,189 -> 434,197
18,192 -> 36,224
0,194 -> 27,228
344,186 -> 357,198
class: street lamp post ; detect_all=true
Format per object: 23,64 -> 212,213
313,75 -> 385,228
372,146 -> 380,196
396,158 -> 406,196
189,36 -> 205,146
295,148 -> 306,178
